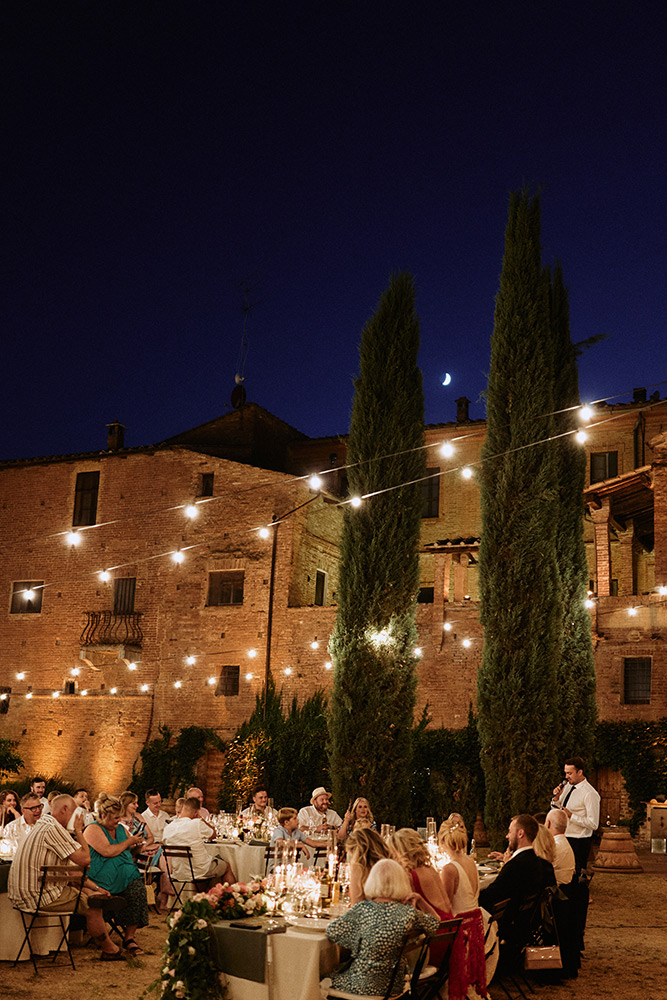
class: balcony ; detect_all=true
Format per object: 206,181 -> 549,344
81,611 -> 144,647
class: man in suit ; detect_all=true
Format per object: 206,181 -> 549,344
480,814 -> 556,963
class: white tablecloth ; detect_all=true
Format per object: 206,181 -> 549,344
206,842 -> 267,884
0,891 -> 68,962
223,927 -> 338,1000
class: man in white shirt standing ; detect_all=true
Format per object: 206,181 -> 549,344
141,789 -> 171,842
163,798 -> 235,884
551,757 -> 600,873
4,793 -> 44,850
545,808 -> 576,885
297,787 -> 351,841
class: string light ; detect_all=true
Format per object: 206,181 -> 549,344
0,694 -> 6,702
579,405 -> 594,423
16,672 -> 25,680
185,504 -> 198,519
627,607 -> 638,616
247,649 -> 257,659
439,442 -> 455,458
99,570 -> 111,582
127,662 -> 137,671
65,530 -> 81,546
52,691 -> 60,699
80,689 -> 88,696
171,550 -> 185,564
658,586 -> 667,596
310,640 -> 319,650
284,667 -> 292,676
308,475 -> 323,490
461,467 -> 473,480
141,684 -> 149,692
462,638 -> 472,648
25,692 -> 33,700
70,667 -> 80,677
349,496 -> 362,507
414,647 -> 423,657
585,599 -> 595,609
245,672 -> 253,681
24,589 -> 36,601
443,623 -> 452,632
207,676 -> 216,686
258,527 -> 271,539
174,680 -> 182,688
110,687 -> 117,694
575,430 -> 587,444
185,655 -> 196,665
324,661 -> 332,670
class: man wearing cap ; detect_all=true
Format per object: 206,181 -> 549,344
298,787 -> 352,841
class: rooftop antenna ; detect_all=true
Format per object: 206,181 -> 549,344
231,279 -> 259,409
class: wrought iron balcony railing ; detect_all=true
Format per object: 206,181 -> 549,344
81,611 -> 143,646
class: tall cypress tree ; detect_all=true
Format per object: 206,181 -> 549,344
550,261 -> 597,762
328,273 -> 425,825
477,191 -> 561,843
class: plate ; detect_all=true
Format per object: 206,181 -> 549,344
285,916 -> 331,933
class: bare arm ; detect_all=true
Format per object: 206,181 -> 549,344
441,862 -> 459,901
349,862 -> 365,905
84,824 -> 142,858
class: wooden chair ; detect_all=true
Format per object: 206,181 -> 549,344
161,845 -> 211,913
13,864 -> 87,974
327,926 -> 433,1000
412,916 -> 463,1000
488,892 -> 541,1000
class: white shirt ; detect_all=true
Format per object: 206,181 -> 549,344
553,833 -> 576,885
554,778 -> 600,839
297,805 -> 343,830
141,806 -> 171,842
67,806 -> 88,832
162,816 -> 213,880
3,816 -> 35,850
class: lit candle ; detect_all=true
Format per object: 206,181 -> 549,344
328,852 -> 336,878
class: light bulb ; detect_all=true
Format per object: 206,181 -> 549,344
185,655 -> 196,665
349,496 -> 362,507
310,641 -> 319,650
575,430 -> 587,444
172,550 -> 185,564
25,692 -> 33,699
16,671 -> 25,680
462,638 -> 472,648
247,649 -> 257,659
24,589 -> 35,601
0,694 -> 6,701
174,680 -> 182,689
324,661 -> 332,670
66,530 -> 81,546
439,442 -> 454,458
658,586 -> 667,596
127,662 -> 137,671
461,467 -> 473,480
185,504 -> 198,519
308,475 -> 322,490
99,570 -> 111,583
80,689 -> 88,696
245,672 -> 253,681
52,691 -> 60,699
207,676 -> 216,686
585,599 -> 595,609
259,526 -> 270,539
141,684 -> 149,692
110,687 -> 117,694
71,668 -> 80,677
579,405 -> 593,423
414,647 -> 423,657
628,607 -> 638,616
284,667 -> 292,676
443,622 -> 452,632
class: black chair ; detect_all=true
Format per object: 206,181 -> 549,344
13,863 -> 88,974
413,916 -> 463,1000
489,892 -> 542,1000
161,845 -> 211,913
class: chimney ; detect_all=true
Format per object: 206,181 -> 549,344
455,396 -> 471,423
106,420 -> 126,451
633,387 -> 647,404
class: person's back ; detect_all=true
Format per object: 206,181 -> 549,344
162,814 -> 210,879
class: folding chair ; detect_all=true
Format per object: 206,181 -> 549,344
13,863 -> 87,974
263,845 -> 276,875
327,926 -> 433,1000
488,893 -> 540,1000
161,845 -> 211,913
412,916 -> 463,1000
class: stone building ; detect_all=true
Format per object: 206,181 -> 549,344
1,392 -> 665,800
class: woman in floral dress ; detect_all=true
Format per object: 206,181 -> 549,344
326,859 -> 439,996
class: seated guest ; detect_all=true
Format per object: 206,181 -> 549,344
0,789 -> 21,827
241,784 -> 278,825
346,828 -> 390,904
84,793 -> 150,956
165,797 -> 186,824
545,809 -> 576,886
162,797 -> 236,885
30,776 -> 50,814
185,787 -> 210,819
9,793 -> 123,960
141,788 -> 171,841
532,821 -> 556,867
389,828 -> 453,962
297,786 -> 351,841
348,797 -> 376,833
4,792 -> 44,849
439,817 -> 479,913
67,788 -> 92,832
119,791 -> 160,854
326,858 -> 439,996
269,808 -> 320,862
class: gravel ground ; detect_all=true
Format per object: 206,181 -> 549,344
1,851 -> 665,1000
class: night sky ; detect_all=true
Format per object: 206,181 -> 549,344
3,2 -> 665,461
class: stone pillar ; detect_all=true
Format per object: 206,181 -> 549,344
453,552 -> 469,602
617,520 -> 636,596
589,499 -> 612,596
650,431 -> 667,588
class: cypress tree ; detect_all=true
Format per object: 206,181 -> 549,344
477,191 -> 561,843
550,261 -> 597,762
328,273 -> 426,825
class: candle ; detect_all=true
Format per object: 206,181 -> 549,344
328,852 -> 336,878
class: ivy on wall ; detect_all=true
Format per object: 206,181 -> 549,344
594,718 -> 667,832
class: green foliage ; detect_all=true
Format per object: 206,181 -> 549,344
477,190 -> 561,845
550,261 -> 597,763
131,725 -> 224,801
144,896 -> 226,1000
0,738 -> 23,779
594,718 -> 667,833
329,273 -> 425,826
411,707 -> 485,831
0,772 -> 76,797
218,680 -> 329,811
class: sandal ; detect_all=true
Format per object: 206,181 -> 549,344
123,938 -> 144,956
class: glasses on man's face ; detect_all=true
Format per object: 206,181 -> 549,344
25,805 -> 43,812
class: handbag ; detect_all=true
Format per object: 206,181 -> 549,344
524,944 -> 562,969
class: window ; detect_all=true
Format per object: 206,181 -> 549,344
10,581 -> 44,614
73,471 -> 100,526
590,452 -> 618,484
0,688 -> 10,714
314,571 -> 326,607
420,469 -> 440,518
623,657 -> 651,704
207,571 -> 244,606
418,587 -> 434,603
113,577 -> 136,613
64,680 -> 76,695
199,473 -> 214,497
216,665 -> 239,697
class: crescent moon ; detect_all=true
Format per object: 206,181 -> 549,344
442,372 -> 452,386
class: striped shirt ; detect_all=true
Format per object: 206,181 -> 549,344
8,815 -> 78,908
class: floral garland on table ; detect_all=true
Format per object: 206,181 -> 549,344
145,881 -> 269,1000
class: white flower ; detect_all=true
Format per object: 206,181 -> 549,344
196,918 -> 208,929
188,946 -> 195,955
175,982 -> 185,990
169,969 -> 176,977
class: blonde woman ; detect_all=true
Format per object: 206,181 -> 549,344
346,828 -> 391,904
439,818 -> 479,914
349,797 -> 376,833
388,828 -> 453,958
532,823 -> 556,866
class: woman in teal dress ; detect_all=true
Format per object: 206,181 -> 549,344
326,859 -> 439,996
84,792 -> 149,956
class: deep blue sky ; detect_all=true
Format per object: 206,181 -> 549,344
2,2 -> 665,460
